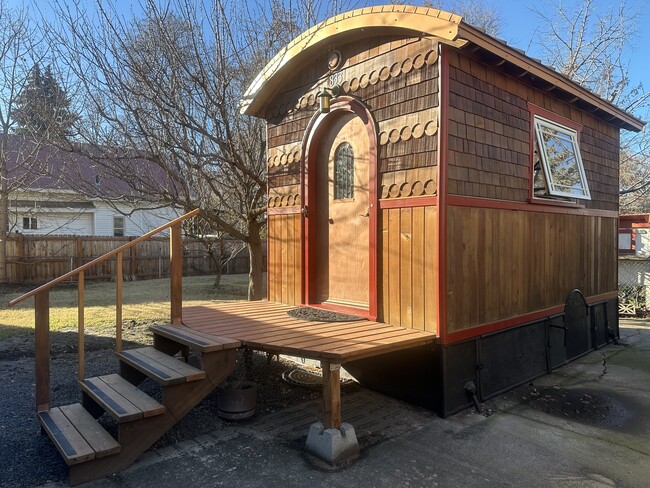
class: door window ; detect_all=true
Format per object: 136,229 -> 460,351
333,142 -> 354,200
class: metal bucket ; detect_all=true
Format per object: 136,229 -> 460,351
217,381 -> 257,420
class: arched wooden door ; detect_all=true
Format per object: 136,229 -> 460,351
305,103 -> 377,317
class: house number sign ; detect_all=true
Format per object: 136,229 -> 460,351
329,71 -> 343,87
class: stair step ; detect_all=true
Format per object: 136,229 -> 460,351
38,404 -> 120,465
118,347 -> 206,385
151,324 -> 240,353
80,374 -> 166,422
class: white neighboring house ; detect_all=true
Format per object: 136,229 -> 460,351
618,214 -> 650,314
7,136 -> 181,237
10,190 -> 177,237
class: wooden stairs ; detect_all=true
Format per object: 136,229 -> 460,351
38,324 -> 240,486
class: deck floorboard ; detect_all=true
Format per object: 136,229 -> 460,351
182,301 -> 436,364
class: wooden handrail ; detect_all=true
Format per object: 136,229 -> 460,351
9,208 -> 200,306
23,208 -> 200,411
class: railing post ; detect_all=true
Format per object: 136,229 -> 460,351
116,251 -> 123,352
170,223 -> 182,325
78,271 -> 85,381
129,237 -> 136,280
34,291 -> 50,413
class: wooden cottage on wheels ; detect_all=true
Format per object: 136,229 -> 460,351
242,5 -> 643,420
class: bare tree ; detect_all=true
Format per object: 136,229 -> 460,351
532,0 -> 649,212
0,0 -> 49,282
48,0 -> 349,299
418,0 -> 503,36
619,138 -> 650,212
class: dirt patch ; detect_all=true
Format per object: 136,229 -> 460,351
505,383 -> 632,429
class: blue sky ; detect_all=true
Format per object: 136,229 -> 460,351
492,0 -> 649,90
5,0 -> 648,114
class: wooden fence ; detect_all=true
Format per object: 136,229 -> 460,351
5,235 -> 266,284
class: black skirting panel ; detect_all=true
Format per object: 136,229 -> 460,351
478,320 -> 547,399
344,297 -> 618,418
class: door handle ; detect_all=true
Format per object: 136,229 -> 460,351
359,208 -> 370,218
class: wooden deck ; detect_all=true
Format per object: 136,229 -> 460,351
182,301 -> 437,364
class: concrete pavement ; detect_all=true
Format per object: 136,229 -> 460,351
41,321 -> 650,488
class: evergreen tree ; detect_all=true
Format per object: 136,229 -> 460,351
13,63 -> 78,140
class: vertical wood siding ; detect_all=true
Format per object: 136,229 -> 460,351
379,206 -> 437,332
446,206 -> 617,333
267,214 -> 301,305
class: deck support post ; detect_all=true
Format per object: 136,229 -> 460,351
305,361 -> 359,465
323,361 -> 341,429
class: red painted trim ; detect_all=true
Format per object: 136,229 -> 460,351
301,96 -> 379,320
527,103 -> 584,133
619,214 -> 650,229
446,306 -> 566,343
527,197 -> 584,210
444,291 -> 618,344
267,206 -> 302,215
378,196 -> 438,209
301,112 -> 320,308
437,45 -> 450,343
586,291 -> 620,303
620,222 -> 650,229
266,220 -> 270,300
447,195 -> 618,218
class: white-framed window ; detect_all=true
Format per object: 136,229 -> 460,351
22,216 -> 37,230
533,116 -> 590,200
113,216 -> 125,237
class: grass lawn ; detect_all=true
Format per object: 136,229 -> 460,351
0,273 -> 259,340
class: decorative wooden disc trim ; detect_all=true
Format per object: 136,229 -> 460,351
266,44 -> 439,119
268,142 -> 302,168
268,183 -> 301,208
378,108 -> 439,146
380,179 -> 437,199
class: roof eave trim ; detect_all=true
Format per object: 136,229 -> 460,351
457,24 -> 645,132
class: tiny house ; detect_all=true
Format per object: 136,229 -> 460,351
242,6 -> 644,415
13,7 -> 647,482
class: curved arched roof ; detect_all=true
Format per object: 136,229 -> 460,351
240,6 -> 463,117
241,5 -> 644,131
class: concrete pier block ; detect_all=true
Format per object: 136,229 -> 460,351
305,421 -> 359,465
